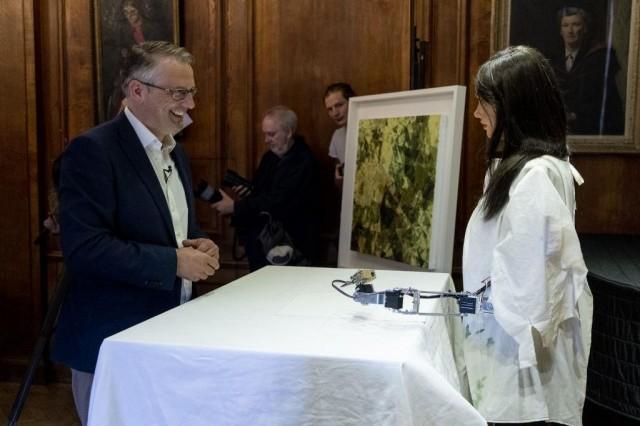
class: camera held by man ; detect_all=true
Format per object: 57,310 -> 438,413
195,169 -> 253,204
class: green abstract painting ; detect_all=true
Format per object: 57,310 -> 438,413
350,115 -> 441,268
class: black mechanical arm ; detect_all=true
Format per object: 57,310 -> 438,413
332,269 -> 491,316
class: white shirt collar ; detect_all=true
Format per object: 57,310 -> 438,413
565,47 -> 579,58
124,107 -> 176,153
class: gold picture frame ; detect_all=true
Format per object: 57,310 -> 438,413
94,0 -> 180,122
491,0 -> 640,153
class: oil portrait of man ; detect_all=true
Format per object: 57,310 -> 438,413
507,1 -> 631,136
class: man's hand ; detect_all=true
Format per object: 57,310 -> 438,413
211,189 -> 235,215
176,246 -> 219,282
182,238 -> 219,258
334,163 -> 344,189
232,184 -> 251,198
43,213 -> 60,235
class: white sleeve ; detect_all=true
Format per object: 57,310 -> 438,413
328,131 -> 339,160
490,166 -> 588,369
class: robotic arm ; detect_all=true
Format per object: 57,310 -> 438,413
332,270 -> 491,316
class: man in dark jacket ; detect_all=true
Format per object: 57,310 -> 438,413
54,41 -> 219,424
213,106 -> 319,270
549,6 -> 624,135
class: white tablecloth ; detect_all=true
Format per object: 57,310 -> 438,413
88,266 -> 485,426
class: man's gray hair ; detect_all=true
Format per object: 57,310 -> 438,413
557,6 -> 590,29
264,105 -> 298,133
120,41 -> 193,94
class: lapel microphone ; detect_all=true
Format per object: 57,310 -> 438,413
163,165 -> 172,183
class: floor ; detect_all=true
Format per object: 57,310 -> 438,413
0,382 -> 79,426
1,381 -> 638,425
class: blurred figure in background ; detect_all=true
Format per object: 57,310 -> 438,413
324,82 -> 356,187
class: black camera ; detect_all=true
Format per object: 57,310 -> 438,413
222,169 -> 252,190
194,180 -> 223,204
194,169 -> 252,204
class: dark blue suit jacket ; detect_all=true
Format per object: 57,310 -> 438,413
53,112 -> 205,373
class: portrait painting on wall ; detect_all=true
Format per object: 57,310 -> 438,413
338,87 -> 466,273
95,0 -> 179,122
492,0 -> 640,152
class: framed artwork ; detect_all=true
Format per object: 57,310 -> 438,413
491,0 -> 640,153
94,0 -> 179,122
338,86 -> 466,273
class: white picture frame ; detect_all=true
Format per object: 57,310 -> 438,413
338,86 -> 466,273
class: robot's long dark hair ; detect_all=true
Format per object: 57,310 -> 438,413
475,46 -> 569,220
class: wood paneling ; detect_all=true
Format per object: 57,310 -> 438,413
427,0 -> 474,275
0,0 -> 40,370
64,2 -> 95,136
573,154 -> 640,234
182,0 -> 224,235
37,0 -> 66,190
224,0 -> 255,179
430,0 -> 468,86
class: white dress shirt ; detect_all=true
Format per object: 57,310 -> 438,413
124,107 -> 192,303
462,156 -> 592,424
328,126 -> 346,164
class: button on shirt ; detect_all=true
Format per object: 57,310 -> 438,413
124,107 -> 192,303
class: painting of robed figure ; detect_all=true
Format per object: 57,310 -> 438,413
95,0 -> 179,121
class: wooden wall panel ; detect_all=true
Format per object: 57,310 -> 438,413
426,0 -> 474,275
182,0 -> 224,235
224,0 -> 255,178
573,155 -> 640,234
38,0 -> 66,186
430,0 -> 468,86
64,2 -> 96,136
183,0 -> 222,160
0,0 -> 40,375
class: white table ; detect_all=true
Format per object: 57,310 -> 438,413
88,266 -> 485,426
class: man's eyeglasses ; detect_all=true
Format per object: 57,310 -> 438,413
137,80 -> 197,101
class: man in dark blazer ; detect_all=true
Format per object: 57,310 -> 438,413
53,41 -> 219,425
